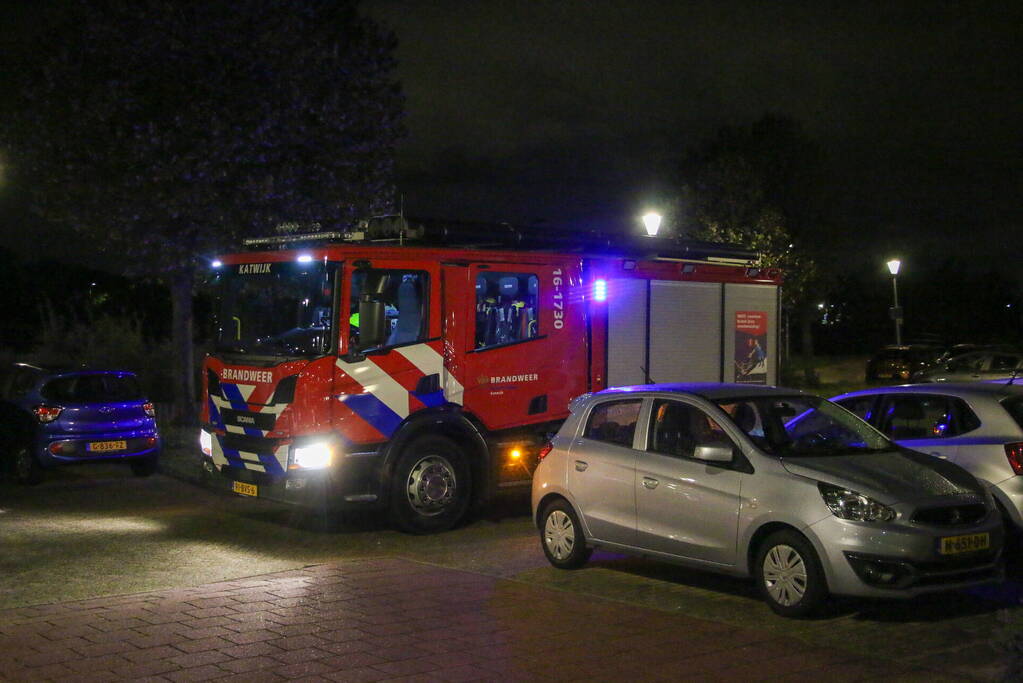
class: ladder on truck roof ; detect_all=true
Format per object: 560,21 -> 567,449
242,215 -> 760,265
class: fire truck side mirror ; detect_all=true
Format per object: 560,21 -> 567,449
358,298 -> 388,350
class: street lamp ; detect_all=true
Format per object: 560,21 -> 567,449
886,259 -> 902,346
641,211 -> 662,237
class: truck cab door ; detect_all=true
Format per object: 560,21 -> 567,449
332,261 -> 446,444
461,262 -> 588,431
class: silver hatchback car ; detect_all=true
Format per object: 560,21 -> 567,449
532,384 -> 1004,617
832,383 -> 1023,532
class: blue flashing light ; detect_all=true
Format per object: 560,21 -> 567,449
211,260 -> 223,268
297,254 -> 313,263
594,279 -> 607,302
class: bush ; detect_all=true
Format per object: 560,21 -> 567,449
26,308 -> 176,403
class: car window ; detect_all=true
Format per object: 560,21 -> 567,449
1001,396 -> 1023,431
714,395 -> 889,456
8,367 -> 39,396
474,272 -> 539,350
648,399 -> 734,460
879,395 -> 957,439
42,375 -> 144,402
350,269 -> 428,351
951,398 -> 981,434
584,399 -> 642,448
990,354 -> 1022,372
947,353 -> 985,372
835,396 -> 876,423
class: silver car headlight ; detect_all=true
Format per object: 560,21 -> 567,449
291,441 -> 333,470
818,483 -> 895,522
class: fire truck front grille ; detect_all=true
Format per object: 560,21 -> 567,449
221,433 -> 279,456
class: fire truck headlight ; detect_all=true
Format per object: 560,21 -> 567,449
199,429 -> 213,456
292,442 -> 333,469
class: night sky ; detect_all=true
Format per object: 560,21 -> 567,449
365,0 -> 1022,270
2,0 -> 1021,273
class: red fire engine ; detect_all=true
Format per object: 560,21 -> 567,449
199,217 -> 782,532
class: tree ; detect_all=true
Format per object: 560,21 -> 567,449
1,0 -> 404,422
677,115 -> 825,361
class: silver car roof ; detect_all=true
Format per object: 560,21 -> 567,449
834,382 -> 1023,401
593,383 -> 806,401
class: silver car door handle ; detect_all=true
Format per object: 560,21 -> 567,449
643,476 -> 659,489
575,460 -> 588,472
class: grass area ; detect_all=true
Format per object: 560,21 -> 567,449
782,354 -> 871,397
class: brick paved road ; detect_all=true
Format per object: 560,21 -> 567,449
0,557 -> 950,682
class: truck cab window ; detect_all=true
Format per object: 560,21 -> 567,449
350,269 -> 428,351
475,272 -> 539,349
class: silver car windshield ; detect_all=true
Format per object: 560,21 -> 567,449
715,395 -> 891,457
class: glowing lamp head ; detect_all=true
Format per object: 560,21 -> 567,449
641,211 -> 662,237
886,259 -> 901,276
593,279 -> 607,302
211,260 -> 223,268
297,254 -> 314,263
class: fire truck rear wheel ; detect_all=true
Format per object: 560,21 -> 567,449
390,435 -> 471,534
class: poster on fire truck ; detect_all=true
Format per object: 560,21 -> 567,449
734,310 -> 768,384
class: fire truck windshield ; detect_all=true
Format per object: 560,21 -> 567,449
211,261 -> 338,358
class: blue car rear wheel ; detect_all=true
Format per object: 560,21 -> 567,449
12,444 -> 42,485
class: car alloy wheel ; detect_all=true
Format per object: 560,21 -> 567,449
544,509 -> 575,561
762,544 -> 807,607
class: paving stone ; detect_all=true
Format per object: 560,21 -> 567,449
165,663 -> 231,681
271,646 -> 329,665
274,658 -> 338,678
218,655 -> 281,673
0,557 -> 929,683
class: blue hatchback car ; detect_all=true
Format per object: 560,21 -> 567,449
0,363 -> 161,484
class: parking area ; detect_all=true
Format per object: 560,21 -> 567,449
2,464 -> 1023,680
1,557 -> 934,682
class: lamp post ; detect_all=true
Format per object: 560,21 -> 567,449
641,211 -> 662,237
887,259 -> 902,346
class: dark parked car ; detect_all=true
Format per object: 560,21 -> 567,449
0,363 -> 160,484
914,350 -> 1023,383
865,345 -> 943,382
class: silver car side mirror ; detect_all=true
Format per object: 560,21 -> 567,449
694,444 -> 733,463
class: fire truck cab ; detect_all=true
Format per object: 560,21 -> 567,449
199,218 -> 782,532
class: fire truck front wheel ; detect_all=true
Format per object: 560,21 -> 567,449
390,435 -> 471,534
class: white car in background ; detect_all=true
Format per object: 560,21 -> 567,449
832,383 -> 1023,532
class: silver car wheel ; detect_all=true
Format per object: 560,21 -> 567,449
405,455 -> 457,517
544,509 -> 575,560
762,544 -> 808,607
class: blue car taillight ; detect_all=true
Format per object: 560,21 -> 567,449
33,405 -> 63,423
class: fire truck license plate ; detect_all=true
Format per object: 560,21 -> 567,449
87,440 -> 127,452
939,533 -> 989,555
232,481 -> 258,497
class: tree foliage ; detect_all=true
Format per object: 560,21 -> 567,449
677,115 -> 825,353
1,0 -> 404,419
3,0 -> 404,270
